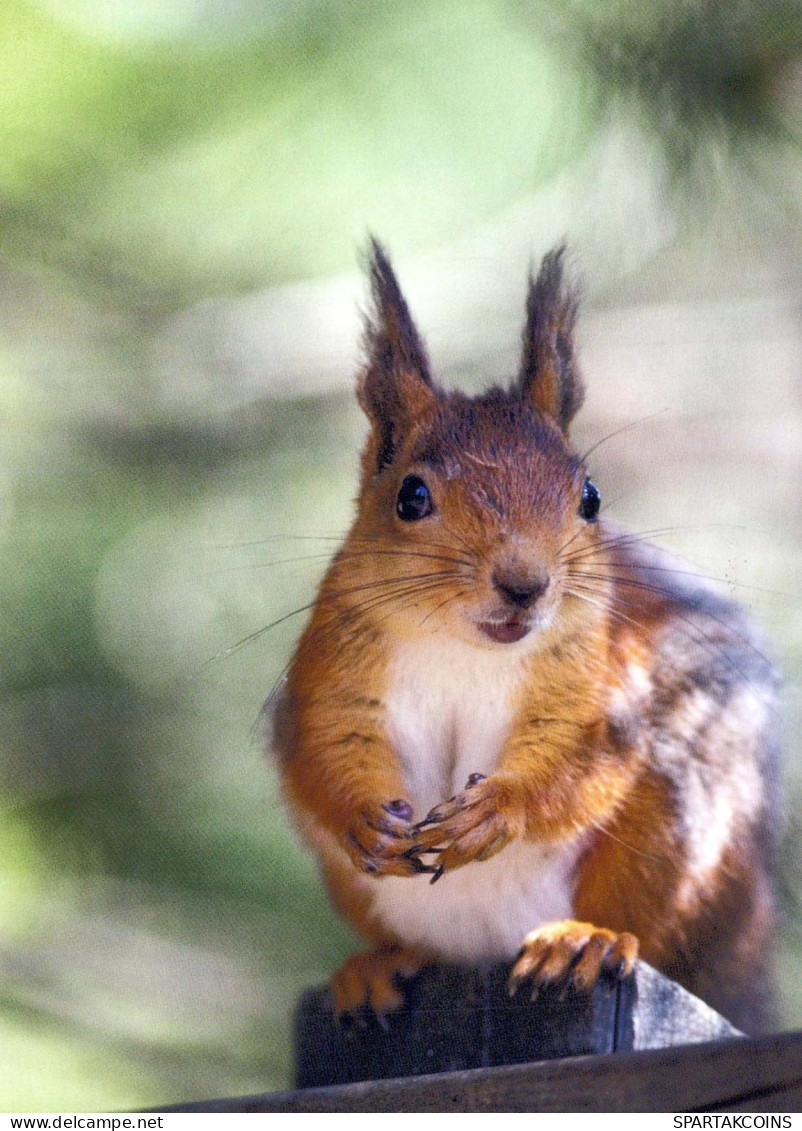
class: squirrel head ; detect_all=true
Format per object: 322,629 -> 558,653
345,240 -> 604,650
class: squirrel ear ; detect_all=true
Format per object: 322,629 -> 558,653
517,245 -> 584,432
358,239 -> 438,470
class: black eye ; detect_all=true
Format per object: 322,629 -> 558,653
396,475 -> 433,521
579,477 -> 600,522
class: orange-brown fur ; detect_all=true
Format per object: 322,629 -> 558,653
272,242 -> 780,1033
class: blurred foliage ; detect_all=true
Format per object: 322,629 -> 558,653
570,0 -> 802,166
0,0 -> 801,1112
0,0 -> 590,308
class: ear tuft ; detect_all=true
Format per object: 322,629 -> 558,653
358,239 -> 437,471
518,244 -> 584,431
364,238 -> 432,384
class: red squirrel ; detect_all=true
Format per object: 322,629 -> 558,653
272,242 -> 781,1033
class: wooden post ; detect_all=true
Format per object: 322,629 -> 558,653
294,960 -> 740,1089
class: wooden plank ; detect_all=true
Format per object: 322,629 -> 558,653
159,1030 -> 802,1113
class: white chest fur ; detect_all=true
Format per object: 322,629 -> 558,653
384,633 -> 529,817
364,634 -> 583,962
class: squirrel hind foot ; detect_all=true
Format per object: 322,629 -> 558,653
330,947 -> 428,1021
508,919 -> 638,998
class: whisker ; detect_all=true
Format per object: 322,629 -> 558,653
211,543 -> 474,581
438,516 -> 478,561
567,575 -> 777,691
211,531 -> 474,562
208,532 -> 349,550
418,588 -> 467,628
557,522 -> 593,559
558,526 -> 684,568
599,494 -> 631,514
288,581 -> 461,676
202,601 -> 320,667
566,583 -> 675,646
206,565 -> 463,672
303,576 -> 462,648
325,569 -> 465,604
577,408 -> 671,464
580,563 -> 798,603
336,547 -> 474,570
565,523 -> 758,569
211,551 -> 337,574
383,583 -> 470,634
565,526 -> 707,563
589,818 -> 665,863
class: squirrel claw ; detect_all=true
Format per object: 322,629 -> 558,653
509,921 -> 639,998
375,1010 -> 391,1033
608,956 -> 631,981
402,844 -> 442,858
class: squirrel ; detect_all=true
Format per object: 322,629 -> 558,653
271,241 -> 781,1034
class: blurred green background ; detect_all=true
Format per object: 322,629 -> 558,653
1,0 -> 801,1111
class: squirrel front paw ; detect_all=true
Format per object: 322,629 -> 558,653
508,920 -> 639,997
345,799 -> 438,877
412,774 -> 524,880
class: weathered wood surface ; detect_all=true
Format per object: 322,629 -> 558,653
295,961 -> 740,1088
161,1029 -> 802,1112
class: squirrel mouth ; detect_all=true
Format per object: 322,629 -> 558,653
478,617 -> 531,645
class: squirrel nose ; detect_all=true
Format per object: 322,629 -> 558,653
492,568 -> 549,609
